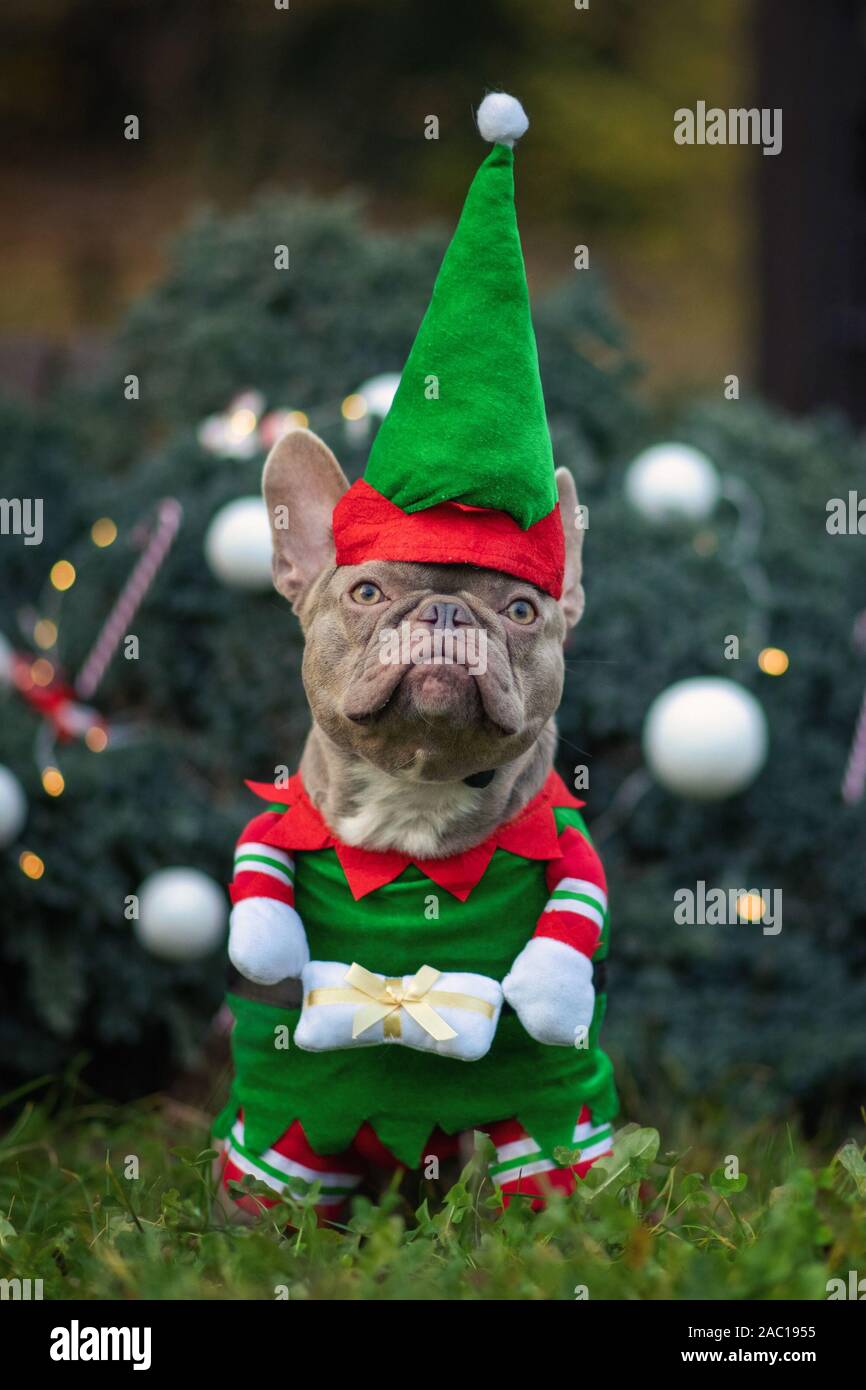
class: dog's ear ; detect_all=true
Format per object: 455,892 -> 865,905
262,428 -> 349,610
555,466 -> 585,629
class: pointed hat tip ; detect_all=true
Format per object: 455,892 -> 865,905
476,92 -> 528,147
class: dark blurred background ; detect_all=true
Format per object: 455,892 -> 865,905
3,0 -> 864,418
2,0 -> 866,1134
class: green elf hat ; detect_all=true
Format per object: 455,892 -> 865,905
332,92 -> 565,598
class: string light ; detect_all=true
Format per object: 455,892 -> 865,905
50,560 -> 76,591
33,619 -> 57,649
227,407 -> 257,439
85,726 -> 109,752
341,393 -> 367,421
10,499 -> 182,778
41,766 -> 65,797
91,517 -> 117,548
198,381 -> 399,459
758,646 -> 789,676
30,658 -> 55,687
19,851 -> 44,880
736,891 -> 767,923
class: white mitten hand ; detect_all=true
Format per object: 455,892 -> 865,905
228,897 -> 310,985
502,937 -> 595,1046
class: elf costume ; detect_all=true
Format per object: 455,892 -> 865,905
214,93 -> 618,1215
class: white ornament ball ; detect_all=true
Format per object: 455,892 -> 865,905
204,497 -> 273,590
625,443 -> 721,523
135,867 -> 227,962
643,677 -> 768,801
358,372 -> 401,419
0,764 -> 27,847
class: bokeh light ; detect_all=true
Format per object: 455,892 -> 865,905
50,560 -> 76,591
758,647 -> 789,676
736,891 -> 767,923
341,393 -> 367,421
19,851 -> 45,880
30,658 -> 55,687
91,517 -> 118,547
41,766 -> 65,796
33,618 -> 58,649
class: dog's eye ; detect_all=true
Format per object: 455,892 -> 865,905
505,598 -> 537,624
350,581 -> 384,605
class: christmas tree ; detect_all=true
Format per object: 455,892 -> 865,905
1,190 -> 863,1132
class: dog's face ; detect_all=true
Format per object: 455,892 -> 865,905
263,430 -> 585,783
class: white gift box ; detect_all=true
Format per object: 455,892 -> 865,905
294,960 -> 503,1062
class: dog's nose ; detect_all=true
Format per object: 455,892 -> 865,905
417,600 -> 472,629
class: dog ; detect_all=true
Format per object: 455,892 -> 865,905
213,427 -> 617,1221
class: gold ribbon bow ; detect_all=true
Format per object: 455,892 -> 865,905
306,962 -> 495,1042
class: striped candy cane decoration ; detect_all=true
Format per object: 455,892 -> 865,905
842,685 -> 866,804
75,499 -> 183,700
842,610 -> 866,804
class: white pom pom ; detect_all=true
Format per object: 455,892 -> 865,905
476,92 -> 529,147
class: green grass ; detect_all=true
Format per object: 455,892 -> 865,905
1,1080 -> 864,1300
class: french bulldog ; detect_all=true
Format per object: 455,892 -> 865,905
217,427 -> 615,1218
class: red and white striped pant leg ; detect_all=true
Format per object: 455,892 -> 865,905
483,1106 -> 614,1210
219,1111 -> 365,1223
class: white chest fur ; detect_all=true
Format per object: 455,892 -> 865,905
335,763 -> 481,858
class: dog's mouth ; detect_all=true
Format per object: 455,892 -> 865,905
398,662 -> 484,722
342,655 -> 522,736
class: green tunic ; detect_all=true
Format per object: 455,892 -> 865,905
215,805 -> 617,1166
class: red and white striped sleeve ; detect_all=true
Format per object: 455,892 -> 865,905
533,825 -> 607,959
229,810 -> 295,909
